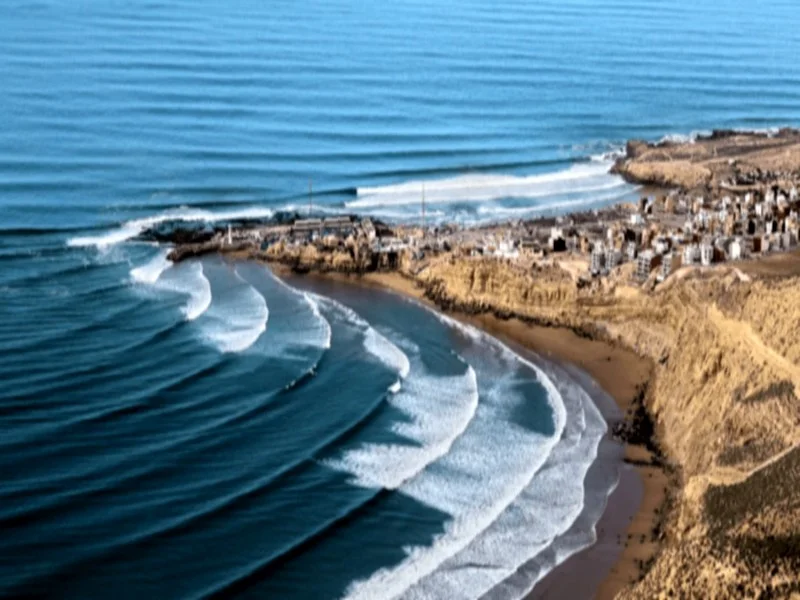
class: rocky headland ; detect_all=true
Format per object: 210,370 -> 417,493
611,128 -> 800,193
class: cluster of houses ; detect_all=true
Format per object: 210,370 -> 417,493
220,214 -> 453,267
211,181 -> 800,285
580,185 -> 800,282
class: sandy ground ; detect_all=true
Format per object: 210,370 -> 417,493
272,266 -> 668,599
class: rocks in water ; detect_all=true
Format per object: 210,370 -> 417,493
139,220 -> 218,244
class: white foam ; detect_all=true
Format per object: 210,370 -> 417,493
335,312 -> 569,600
133,255 -> 212,321
302,292 -> 333,351
67,206 -> 274,249
258,269 -> 333,353
364,327 -> 411,379
402,365 -> 606,600
590,147 -> 625,162
325,361 -> 479,490
173,263 -> 213,321
200,270 -> 268,353
309,293 -> 412,381
475,188 -> 631,218
129,249 -> 172,284
349,163 -> 618,209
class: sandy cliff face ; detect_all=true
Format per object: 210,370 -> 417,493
415,256 -> 800,598
612,129 -> 800,191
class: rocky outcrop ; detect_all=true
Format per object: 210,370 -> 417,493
611,128 -> 800,192
255,240 -> 413,275
168,240 -> 224,261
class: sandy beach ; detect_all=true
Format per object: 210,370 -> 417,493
270,265 -> 668,599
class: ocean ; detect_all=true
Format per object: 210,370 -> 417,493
2,0 -> 800,597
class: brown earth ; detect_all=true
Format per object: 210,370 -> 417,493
410,255 -> 800,598
252,242 -> 800,597
612,128 -> 800,192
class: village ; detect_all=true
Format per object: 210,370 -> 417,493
198,180 -> 800,286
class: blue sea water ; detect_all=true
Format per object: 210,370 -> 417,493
2,0 -> 800,597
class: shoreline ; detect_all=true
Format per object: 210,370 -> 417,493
268,263 -> 669,599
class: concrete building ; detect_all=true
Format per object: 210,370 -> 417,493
657,253 -> 673,282
630,213 -> 645,226
700,243 -> 713,266
605,248 -> 622,270
636,250 -> 655,281
590,244 -> 605,276
729,239 -> 743,261
626,241 -> 637,262
653,238 -> 669,255
683,244 -> 698,265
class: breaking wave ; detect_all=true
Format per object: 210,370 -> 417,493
131,252 -> 212,322
129,249 -> 172,285
310,293 -> 412,382
331,306 -> 572,600
199,269 -> 268,353
66,206 -> 274,249
403,362 -> 607,600
349,162 -> 620,209
324,359 -> 479,490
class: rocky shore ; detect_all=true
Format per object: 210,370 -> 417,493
611,128 -> 800,193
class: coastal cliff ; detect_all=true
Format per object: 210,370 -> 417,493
404,255 -> 800,598
252,239 -> 800,596
612,129 -> 800,192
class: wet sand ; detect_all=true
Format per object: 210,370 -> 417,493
266,265 -> 668,599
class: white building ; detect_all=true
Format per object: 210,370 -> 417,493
729,239 -> 743,261
630,213 -> 644,226
636,250 -> 655,281
496,240 -> 519,259
683,244 -> 699,265
700,243 -> 713,266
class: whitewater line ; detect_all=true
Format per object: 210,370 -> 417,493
339,305 -> 568,600
67,206 -> 274,249
349,162 -> 620,208
403,363 -> 606,600
129,250 -> 212,322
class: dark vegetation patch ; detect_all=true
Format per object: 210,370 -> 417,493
706,446 -> 799,534
718,439 -> 784,467
733,379 -> 796,405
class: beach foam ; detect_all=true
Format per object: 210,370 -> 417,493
132,254 -> 212,321
129,249 -> 172,285
403,363 -> 607,600
349,163 -> 619,208
334,311 -> 570,600
324,359 -> 479,490
199,268 -> 268,353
